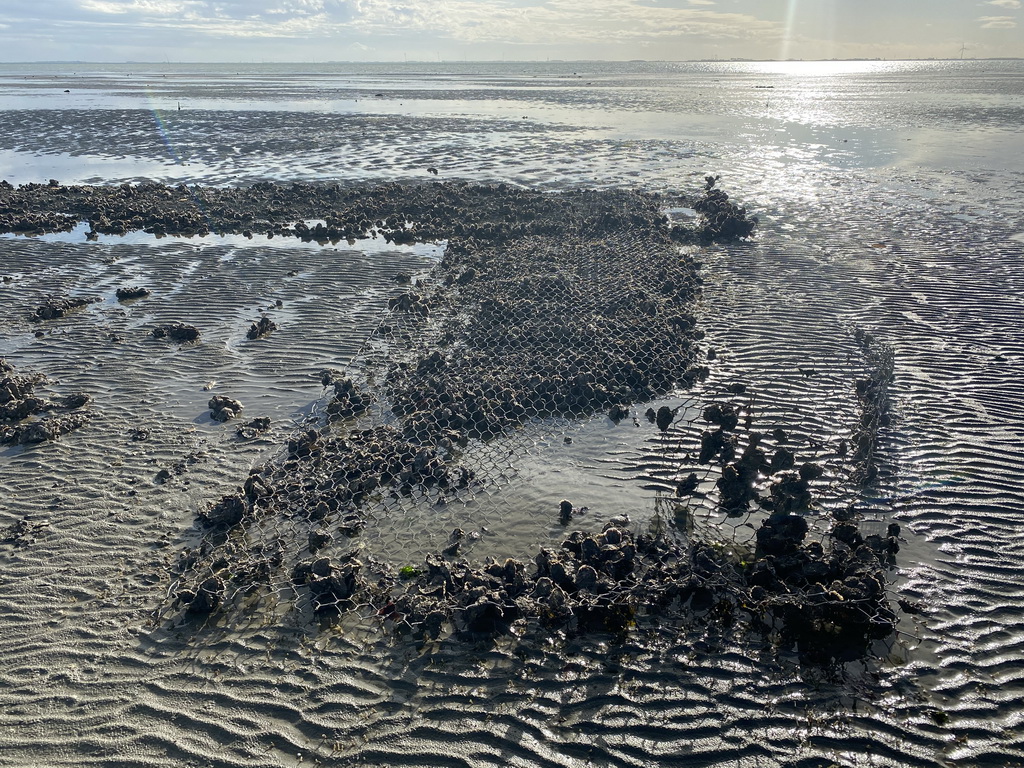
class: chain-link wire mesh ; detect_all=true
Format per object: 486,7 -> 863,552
127,181 -> 900,665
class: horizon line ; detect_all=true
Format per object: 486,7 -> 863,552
2,57 -> 1022,65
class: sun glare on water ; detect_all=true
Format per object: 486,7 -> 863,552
752,60 -> 894,77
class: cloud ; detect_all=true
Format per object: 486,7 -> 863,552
75,0 -> 351,24
43,0 -> 776,45
48,0 -> 360,38
978,14 -> 1018,27
80,0 -> 198,13
984,0 -> 1020,8
342,0 -> 779,45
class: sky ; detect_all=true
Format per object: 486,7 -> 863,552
0,0 -> 1020,62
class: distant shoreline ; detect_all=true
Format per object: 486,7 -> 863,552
1,57 -> 1021,65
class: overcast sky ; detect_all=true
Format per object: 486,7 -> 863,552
0,0 -> 1020,62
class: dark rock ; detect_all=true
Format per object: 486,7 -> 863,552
2,516 -> 49,548
609,403 -> 630,422
832,506 -> 857,522
30,296 -> 94,321
61,392 -> 92,409
735,436 -> 767,480
308,528 -> 332,553
1,412 -> 89,444
179,576 -> 225,614
304,556 -> 363,614
703,402 -> 739,430
549,558 -> 576,591
236,416 -> 271,438
1,380 -> 42,407
717,463 -> 752,513
687,175 -> 758,241
152,322 -> 200,343
246,316 -> 277,340
675,472 -> 700,496
418,609 -> 448,639
655,405 -> 674,432
201,494 -> 248,528
769,447 -> 795,474
319,368 -> 345,386
116,286 -> 151,301
602,527 -> 622,546
799,462 -> 824,481
0,396 -> 48,422
327,378 -> 371,419
459,591 -> 517,635
831,522 -> 863,548
698,428 -> 727,464
559,499 -> 574,524
388,291 -> 429,317
755,513 -> 809,556
337,513 -> 365,537
770,471 -> 812,514
209,395 -> 243,422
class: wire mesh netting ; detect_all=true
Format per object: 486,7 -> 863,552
128,181 -> 905,665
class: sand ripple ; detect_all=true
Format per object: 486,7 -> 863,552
2,155 -> 1024,767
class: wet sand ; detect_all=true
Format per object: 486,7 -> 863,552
3,61 -> 1024,768
1,180 -> 916,767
